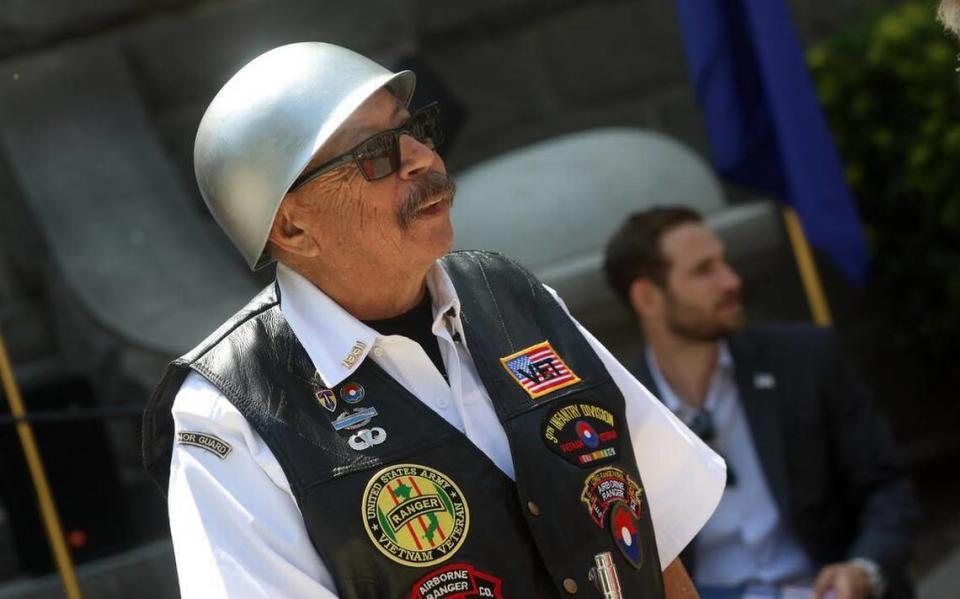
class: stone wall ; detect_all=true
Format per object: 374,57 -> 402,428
0,0 -> 902,370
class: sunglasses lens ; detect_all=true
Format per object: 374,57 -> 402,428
408,104 -> 444,150
356,133 -> 401,180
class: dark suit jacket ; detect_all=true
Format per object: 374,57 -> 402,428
634,324 -> 919,598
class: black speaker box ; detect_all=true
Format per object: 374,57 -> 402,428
0,377 -> 132,574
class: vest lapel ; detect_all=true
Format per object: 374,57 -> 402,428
634,352 -> 662,401
728,333 -> 791,514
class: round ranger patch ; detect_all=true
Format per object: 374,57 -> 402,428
363,464 -> 470,568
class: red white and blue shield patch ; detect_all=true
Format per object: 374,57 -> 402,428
499,341 -> 581,399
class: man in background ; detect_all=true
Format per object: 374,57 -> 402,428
603,206 -> 919,599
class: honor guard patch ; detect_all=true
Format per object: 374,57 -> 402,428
588,552 -> 623,599
609,502 -> 643,569
363,464 -> 469,568
409,563 -> 504,599
580,466 -> 644,529
340,382 -> 366,404
176,431 -> 232,459
542,402 -> 619,467
500,341 -> 581,399
316,388 -> 337,413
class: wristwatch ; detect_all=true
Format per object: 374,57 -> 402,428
850,557 -> 886,598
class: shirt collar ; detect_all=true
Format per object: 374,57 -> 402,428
645,340 -> 734,418
276,261 -> 462,388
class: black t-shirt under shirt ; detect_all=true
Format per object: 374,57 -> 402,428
362,291 -> 447,380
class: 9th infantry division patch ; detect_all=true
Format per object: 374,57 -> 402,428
176,431 -> 233,459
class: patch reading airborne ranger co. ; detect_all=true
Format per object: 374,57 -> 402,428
176,431 -> 232,459
499,341 -> 581,399
542,401 -> 619,467
409,563 -> 504,599
363,464 -> 469,568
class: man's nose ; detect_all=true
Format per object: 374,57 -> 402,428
721,263 -> 742,291
397,134 -> 440,179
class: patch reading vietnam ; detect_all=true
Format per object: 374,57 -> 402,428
176,431 -> 232,459
409,563 -> 504,599
499,341 -> 581,399
580,466 -> 644,529
363,464 -> 470,568
542,402 -> 619,467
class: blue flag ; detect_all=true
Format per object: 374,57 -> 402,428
674,0 -> 869,285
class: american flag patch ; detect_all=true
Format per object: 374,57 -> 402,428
500,341 -> 581,399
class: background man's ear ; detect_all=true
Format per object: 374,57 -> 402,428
628,277 -> 663,319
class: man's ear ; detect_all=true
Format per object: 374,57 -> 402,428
267,197 -> 321,258
628,277 -> 663,319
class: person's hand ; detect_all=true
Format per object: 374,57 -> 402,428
813,562 -> 871,599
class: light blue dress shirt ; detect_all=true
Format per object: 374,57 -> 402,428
646,343 -> 816,587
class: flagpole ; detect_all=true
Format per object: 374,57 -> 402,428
782,207 -> 833,326
0,328 -> 84,599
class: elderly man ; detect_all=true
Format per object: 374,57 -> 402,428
142,43 -> 724,598
603,207 -> 918,599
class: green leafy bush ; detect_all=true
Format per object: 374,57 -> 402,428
809,0 -> 960,365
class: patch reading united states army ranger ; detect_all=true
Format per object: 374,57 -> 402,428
542,401 -> 619,467
499,341 -> 581,399
176,431 -> 232,459
363,464 -> 469,568
409,563 -> 504,599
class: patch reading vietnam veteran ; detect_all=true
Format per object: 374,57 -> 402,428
580,466 -> 644,529
499,341 -> 581,399
542,402 -> 619,467
363,464 -> 470,568
176,431 -> 232,459
409,563 -> 504,598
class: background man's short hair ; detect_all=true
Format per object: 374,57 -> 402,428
940,0 -> 960,37
603,206 -> 704,307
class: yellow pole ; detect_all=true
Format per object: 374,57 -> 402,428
0,328 -> 83,599
782,206 -> 833,326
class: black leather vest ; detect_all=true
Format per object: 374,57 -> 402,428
143,251 -> 665,598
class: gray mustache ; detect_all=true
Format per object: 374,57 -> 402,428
398,172 -> 456,229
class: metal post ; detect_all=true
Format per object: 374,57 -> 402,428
0,328 -> 83,599
782,206 -> 834,326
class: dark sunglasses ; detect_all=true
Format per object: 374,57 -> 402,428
289,102 -> 444,192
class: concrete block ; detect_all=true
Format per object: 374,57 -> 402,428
0,0 -> 192,58
423,27 -> 556,169
122,0 -> 414,116
539,0 -> 689,106
647,84 -> 710,158
410,0 -> 561,40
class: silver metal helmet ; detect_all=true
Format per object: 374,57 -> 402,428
194,42 -> 416,269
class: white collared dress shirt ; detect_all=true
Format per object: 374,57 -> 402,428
167,262 -> 726,598
645,344 -> 816,587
